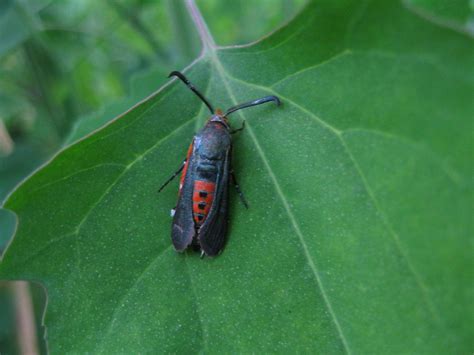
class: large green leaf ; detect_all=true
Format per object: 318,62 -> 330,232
1,0 -> 473,352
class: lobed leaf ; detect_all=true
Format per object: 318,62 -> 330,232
1,0 -> 473,353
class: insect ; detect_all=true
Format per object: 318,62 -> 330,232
158,71 -> 280,257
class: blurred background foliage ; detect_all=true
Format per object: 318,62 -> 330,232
409,0 -> 474,32
0,0 -> 305,353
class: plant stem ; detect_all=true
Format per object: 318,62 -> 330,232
12,281 -> 39,355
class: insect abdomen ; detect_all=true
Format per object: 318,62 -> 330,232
193,180 -> 215,225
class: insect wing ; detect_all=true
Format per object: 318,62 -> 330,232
198,148 -> 231,256
171,143 -> 196,251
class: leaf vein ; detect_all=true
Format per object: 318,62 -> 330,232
270,50 -> 352,88
95,245 -> 173,352
29,163 -> 127,195
184,253 -> 207,353
338,135 -> 443,324
343,128 -> 463,185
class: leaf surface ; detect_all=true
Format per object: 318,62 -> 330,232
1,0 -> 473,353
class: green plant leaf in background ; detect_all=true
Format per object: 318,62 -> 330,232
0,0 -> 48,56
405,0 -> 474,34
1,0 -> 473,353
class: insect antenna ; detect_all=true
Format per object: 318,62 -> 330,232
169,71 -> 215,114
224,96 -> 280,116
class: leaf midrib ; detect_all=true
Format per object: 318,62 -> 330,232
209,53 -> 353,355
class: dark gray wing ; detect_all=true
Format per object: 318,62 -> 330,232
198,148 -> 231,256
171,152 -> 196,251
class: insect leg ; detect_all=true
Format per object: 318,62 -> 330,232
230,120 -> 246,134
158,161 -> 185,193
231,171 -> 249,209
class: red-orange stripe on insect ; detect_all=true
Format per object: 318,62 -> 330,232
178,141 -> 194,195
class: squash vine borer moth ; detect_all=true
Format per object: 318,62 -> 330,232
158,71 -> 280,257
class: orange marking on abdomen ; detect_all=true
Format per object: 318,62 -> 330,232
193,180 -> 216,225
